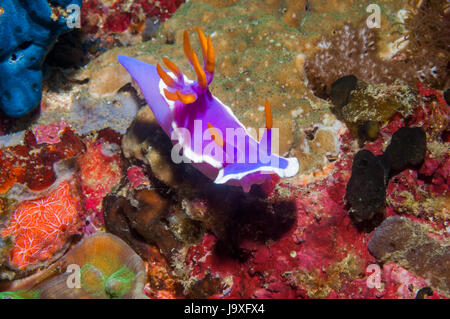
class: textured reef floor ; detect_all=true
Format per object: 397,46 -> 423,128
0,0 -> 449,299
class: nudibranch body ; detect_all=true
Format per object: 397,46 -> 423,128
118,28 -> 299,192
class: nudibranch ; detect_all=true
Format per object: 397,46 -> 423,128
118,28 -> 299,192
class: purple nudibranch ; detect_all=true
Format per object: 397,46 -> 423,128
118,27 -> 299,192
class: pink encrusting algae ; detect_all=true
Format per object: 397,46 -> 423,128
1,181 -> 81,269
78,137 -> 123,227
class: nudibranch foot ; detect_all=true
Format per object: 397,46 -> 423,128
118,27 -> 299,192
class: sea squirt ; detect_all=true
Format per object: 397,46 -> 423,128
118,27 -> 299,192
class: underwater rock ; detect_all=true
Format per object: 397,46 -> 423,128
384,127 -> 426,173
103,190 -> 183,261
346,150 -> 388,225
121,106 -> 184,188
0,0 -> 82,117
368,216 -> 450,295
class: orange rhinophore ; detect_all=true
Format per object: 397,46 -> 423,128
162,57 -> 183,81
156,64 -> 177,88
196,27 -> 208,62
183,30 -> 194,64
191,50 -> 207,88
206,36 -> 215,74
163,88 -> 179,101
159,27 -> 216,103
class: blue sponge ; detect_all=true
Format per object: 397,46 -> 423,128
0,0 -> 82,117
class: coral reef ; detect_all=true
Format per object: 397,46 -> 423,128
0,0 -> 448,300
0,0 -> 82,117
305,2 -> 449,100
78,0 -> 185,61
401,0 -> 450,88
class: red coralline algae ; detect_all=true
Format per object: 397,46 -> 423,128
32,121 -> 69,145
409,83 -> 449,140
77,132 -> 124,227
182,154 -> 378,299
127,166 -> 150,189
1,181 -> 81,269
380,264 -> 446,299
82,0 -> 185,35
0,128 -> 84,194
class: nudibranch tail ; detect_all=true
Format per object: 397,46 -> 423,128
118,27 -> 300,193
